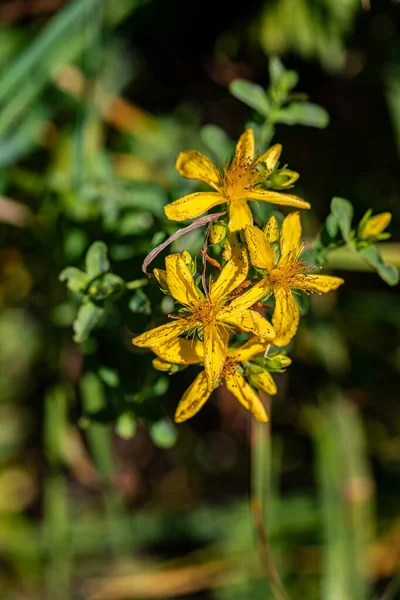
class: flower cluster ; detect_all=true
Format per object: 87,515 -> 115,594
132,130 -> 344,423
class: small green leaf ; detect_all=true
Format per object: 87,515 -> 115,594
331,197 -> 354,244
149,420 -> 177,449
129,290 -> 151,314
276,102 -> 329,128
358,245 -> 399,286
73,300 -> 105,343
229,79 -> 270,116
98,366 -> 120,388
88,273 -> 125,301
116,412 -> 137,439
269,56 -> 285,86
59,267 -> 89,292
326,213 -> 340,239
85,241 -> 109,279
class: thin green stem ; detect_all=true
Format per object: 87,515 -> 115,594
250,400 -> 290,600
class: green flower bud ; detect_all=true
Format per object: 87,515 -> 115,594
265,352 -> 292,371
252,351 -> 292,372
268,169 -> 299,190
209,221 -> 229,244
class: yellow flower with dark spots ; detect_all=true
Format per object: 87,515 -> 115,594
153,337 -> 277,423
244,212 -> 344,346
165,129 -> 310,231
132,246 -> 275,391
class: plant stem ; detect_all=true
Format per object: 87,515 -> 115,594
250,399 -> 290,600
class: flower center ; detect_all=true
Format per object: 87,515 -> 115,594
220,158 -> 265,201
194,298 -> 216,325
270,261 -> 303,287
222,357 -> 238,379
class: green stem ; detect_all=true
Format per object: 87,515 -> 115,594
250,402 -> 290,600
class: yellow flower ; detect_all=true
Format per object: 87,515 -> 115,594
244,212 -> 344,346
132,246 -> 275,391
153,337 -> 277,423
359,212 -> 391,239
165,129 -> 310,232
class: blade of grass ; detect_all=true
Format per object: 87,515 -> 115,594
43,385 -> 72,600
306,390 -> 374,600
0,0 -> 143,138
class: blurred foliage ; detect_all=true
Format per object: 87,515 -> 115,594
0,0 -> 399,599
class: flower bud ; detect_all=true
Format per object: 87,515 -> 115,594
268,169 -> 299,189
153,268 -> 169,294
181,251 -> 196,274
265,352 -> 292,371
263,216 -> 279,243
359,212 -> 391,240
209,221 -> 228,244
247,365 -> 277,395
152,357 -> 186,374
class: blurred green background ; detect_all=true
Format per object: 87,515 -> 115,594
0,0 -> 399,598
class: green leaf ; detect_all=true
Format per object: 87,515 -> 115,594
129,290 -> 151,314
98,366 -> 120,388
88,273 -> 125,302
85,241 -> 110,279
59,267 -> 89,292
358,246 -> 399,286
269,56 -> 285,86
119,212 -> 153,236
200,125 -> 234,164
331,197 -> 354,244
73,300 -> 105,343
116,412 -> 137,439
229,79 -> 270,116
149,420 -> 177,449
276,102 -> 329,128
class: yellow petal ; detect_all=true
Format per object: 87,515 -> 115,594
220,308 -> 275,339
175,150 -> 221,189
228,337 -> 268,361
203,323 -> 229,391
279,211 -> 302,263
225,371 -> 268,422
220,279 -> 271,313
228,199 -> 253,231
164,192 -> 224,222
293,274 -> 344,294
361,213 -> 391,238
263,215 -> 279,243
231,129 -> 255,170
249,369 -> 277,395
210,245 -> 248,303
246,189 -> 310,209
175,371 -> 211,423
132,318 -> 193,348
154,337 -> 203,365
244,225 -> 275,270
272,287 -> 299,347
165,254 -> 201,307
257,143 -> 282,172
